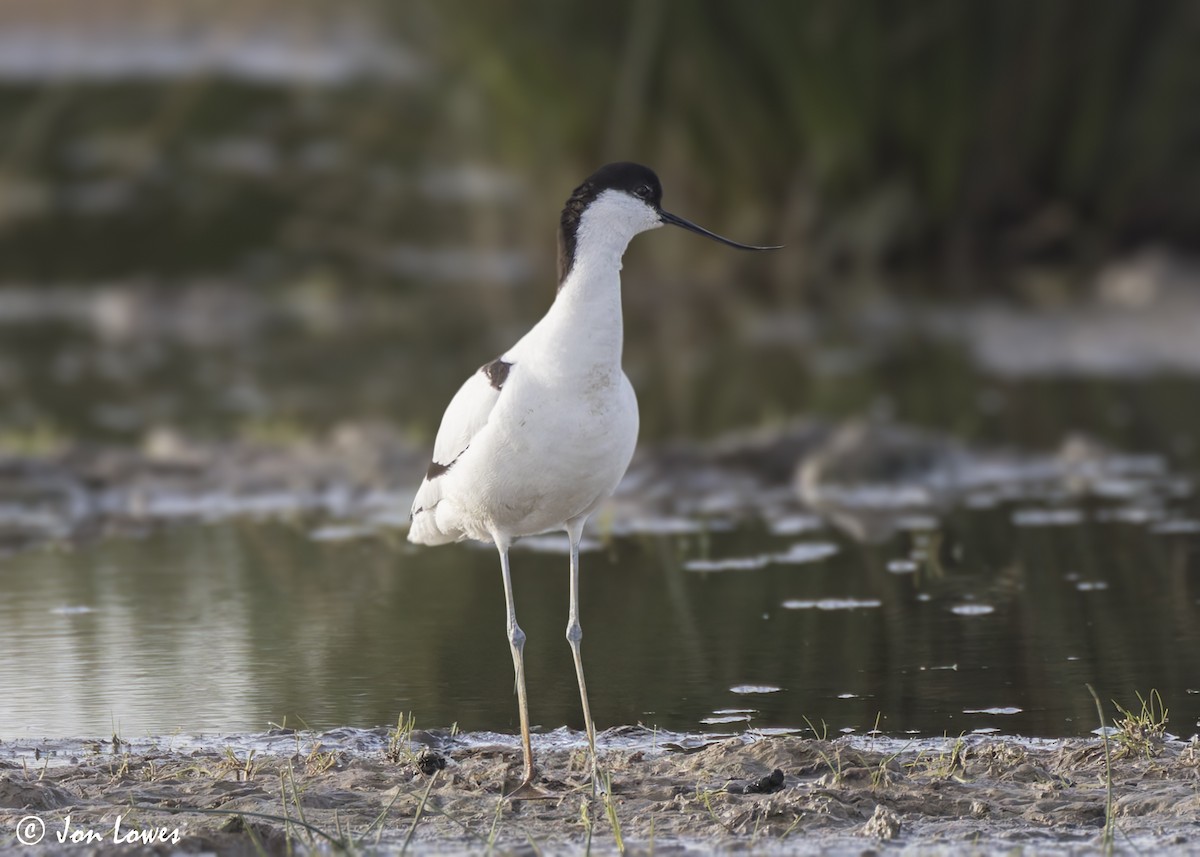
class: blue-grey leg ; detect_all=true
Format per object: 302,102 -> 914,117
565,519 -> 599,793
497,541 -> 548,798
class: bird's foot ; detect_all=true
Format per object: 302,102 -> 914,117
504,778 -> 556,801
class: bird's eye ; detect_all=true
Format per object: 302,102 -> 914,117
634,185 -> 652,199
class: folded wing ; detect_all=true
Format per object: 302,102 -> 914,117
408,359 -> 511,543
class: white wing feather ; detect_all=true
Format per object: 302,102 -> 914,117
429,369 -> 500,472
408,366 -> 505,542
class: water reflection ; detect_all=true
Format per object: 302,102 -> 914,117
2,490 -> 1196,739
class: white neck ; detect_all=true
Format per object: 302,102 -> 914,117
543,232 -> 627,369
528,193 -> 660,374
518,193 -> 662,376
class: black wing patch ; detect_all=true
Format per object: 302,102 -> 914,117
425,441 -> 472,482
482,358 -> 512,390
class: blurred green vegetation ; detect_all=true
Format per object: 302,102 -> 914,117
433,0 -> 1200,294
0,79 -> 442,282
0,1 -> 1195,299
0,0 -> 1198,447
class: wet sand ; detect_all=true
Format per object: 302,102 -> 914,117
2,728 -> 1198,854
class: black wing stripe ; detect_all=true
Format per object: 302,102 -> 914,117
425,443 -> 470,481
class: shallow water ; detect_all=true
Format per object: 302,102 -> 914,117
3,484 -> 1197,739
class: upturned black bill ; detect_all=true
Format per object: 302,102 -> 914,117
659,209 -> 781,250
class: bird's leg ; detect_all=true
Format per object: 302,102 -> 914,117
498,543 -> 550,800
565,520 -> 600,795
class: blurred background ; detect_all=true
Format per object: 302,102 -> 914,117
1,0 -> 1198,449
1,0 -> 1198,739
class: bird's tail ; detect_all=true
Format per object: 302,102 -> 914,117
408,507 -> 459,545
408,477 -> 461,545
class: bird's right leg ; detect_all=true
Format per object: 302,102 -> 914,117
498,543 -> 550,799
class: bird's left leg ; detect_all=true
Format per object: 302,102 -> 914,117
565,518 -> 600,794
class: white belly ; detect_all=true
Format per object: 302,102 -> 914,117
434,370 -> 638,542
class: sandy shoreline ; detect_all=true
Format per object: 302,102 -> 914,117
2,727 -> 1198,854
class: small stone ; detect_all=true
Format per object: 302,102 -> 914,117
726,768 -> 785,795
860,804 -> 902,840
416,748 -> 447,776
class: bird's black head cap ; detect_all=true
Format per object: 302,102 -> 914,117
558,162 -> 662,285
556,162 -> 780,286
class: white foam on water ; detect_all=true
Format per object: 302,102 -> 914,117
512,535 -> 603,554
1012,508 -> 1085,527
684,556 -> 769,573
308,524 -> 374,542
782,598 -> 882,611
766,514 -> 824,535
773,542 -> 840,565
700,714 -> 752,725
951,603 -> 996,616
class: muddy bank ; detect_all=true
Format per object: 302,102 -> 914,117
2,728 -> 1198,854
2,412 -> 1180,558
